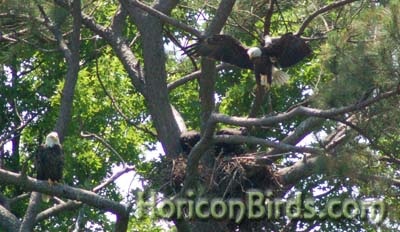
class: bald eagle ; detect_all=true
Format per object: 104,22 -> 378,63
35,132 -> 64,202
184,32 -> 312,87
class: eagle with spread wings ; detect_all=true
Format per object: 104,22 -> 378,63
184,32 -> 312,87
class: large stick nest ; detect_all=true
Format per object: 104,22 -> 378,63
156,129 -> 282,197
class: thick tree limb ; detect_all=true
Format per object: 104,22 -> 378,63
213,134 -> 322,155
189,0 -> 237,172
258,117 -> 325,164
205,0 -> 237,36
0,194 -> 9,210
278,153 -> 400,189
277,116 -> 355,187
181,120 -> 217,193
198,59 -> 217,131
277,151 -> 329,187
35,200 -> 81,223
1,166 -> 131,232
37,0 -> 82,141
263,0 -> 275,36
24,2 -> 82,230
0,204 -> 20,232
171,105 -> 188,134
197,0 -> 236,128
296,0 -> 359,36
129,0 -> 184,158
78,11 -> 145,93
104,0 -> 186,159
19,192 -> 41,232
0,168 -> 128,216
35,165 -> 134,222
212,87 -> 400,127
195,0 -> 236,128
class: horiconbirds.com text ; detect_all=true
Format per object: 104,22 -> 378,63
136,190 -> 386,223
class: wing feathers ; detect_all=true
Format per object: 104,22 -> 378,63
184,35 -> 254,69
261,33 -> 312,68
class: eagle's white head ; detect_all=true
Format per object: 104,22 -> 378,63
45,132 -> 60,147
247,47 -> 262,59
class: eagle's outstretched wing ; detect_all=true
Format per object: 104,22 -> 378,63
262,33 -> 312,68
184,35 -> 254,69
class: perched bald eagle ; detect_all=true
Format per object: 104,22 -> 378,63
185,32 -> 312,87
35,132 -> 64,202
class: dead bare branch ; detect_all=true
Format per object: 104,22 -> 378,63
297,0 -> 359,36
212,87 -> 400,127
167,63 -> 231,91
214,134 -> 322,155
121,0 -> 201,37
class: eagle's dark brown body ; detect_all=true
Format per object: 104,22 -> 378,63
35,144 -> 64,182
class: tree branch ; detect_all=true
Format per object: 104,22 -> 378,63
263,0 -> 275,36
380,156 -> 400,166
356,173 -> 400,188
77,10 -> 145,94
198,59 -> 217,132
44,0 -> 82,141
124,0 -> 184,158
35,2 -> 72,61
121,0 -> 201,37
171,105 -> 188,134
248,85 -> 267,118
296,0 -> 359,36
167,63 -> 231,92
0,168 -> 128,216
191,0 -> 237,172
35,165 -> 134,222
205,0 -> 237,36
35,200 -> 81,223
212,87 -> 400,127
0,204 -> 20,232
258,117 -> 325,164
277,116 -> 356,187
213,134 -> 322,155
80,132 -> 126,164
94,61 -> 157,137
19,192 -> 41,232
9,193 -> 30,206
0,114 -> 38,148
181,120 -> 217,193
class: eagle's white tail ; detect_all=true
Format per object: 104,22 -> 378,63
42,194 -> 51,202
272,67 -> 290,86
